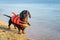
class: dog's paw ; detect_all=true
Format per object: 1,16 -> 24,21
22,32 -> 26,34
18,32 -> 21,34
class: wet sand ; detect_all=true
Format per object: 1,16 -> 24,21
0,19 -> 31,40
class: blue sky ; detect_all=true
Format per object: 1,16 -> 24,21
0,0 -> 60,4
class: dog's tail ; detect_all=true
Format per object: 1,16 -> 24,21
4,14 -> 11,18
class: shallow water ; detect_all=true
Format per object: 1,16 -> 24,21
0,4 -> 60,40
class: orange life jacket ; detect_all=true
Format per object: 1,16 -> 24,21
11,12 -> 28,27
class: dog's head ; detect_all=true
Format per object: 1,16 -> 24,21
20,10 -> 31,19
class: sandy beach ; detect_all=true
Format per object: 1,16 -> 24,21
0,19 -> 31,40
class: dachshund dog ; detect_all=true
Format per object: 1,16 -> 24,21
4,10 -> 31,34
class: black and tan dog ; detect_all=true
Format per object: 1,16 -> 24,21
4,10 -> 31,34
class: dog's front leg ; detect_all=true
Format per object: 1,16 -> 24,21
21,27 -> 25,34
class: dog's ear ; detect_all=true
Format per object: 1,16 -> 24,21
20,10 -> 31,18
28,12 -> 31,18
